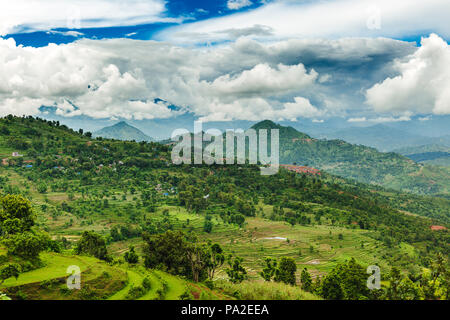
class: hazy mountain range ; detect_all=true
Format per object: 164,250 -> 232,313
321,124 -> 450,152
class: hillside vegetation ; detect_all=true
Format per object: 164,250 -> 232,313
252,121 -> 450,196
0,115 -> 448,300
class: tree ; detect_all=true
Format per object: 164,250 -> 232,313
0,195 -> 35,235
0,264 -> 21,285
75,231 -> 108,260
386,267 -> 402,300
420,253 -> 449,300
274,257 -> 297,286
226,256 -> 247,284
205,243 -> 225,281
142,230 -> 190,275
321,272 -> 343,300
320,258 -> 369,300
186,243 -> 208,283
124,246 -> 139,264
300,268 -> 313,292
2,231 -> 49,260
397,277 -> 423,300
260,258 -> 277,282
203,216 -> 213,233
0,195 -> 48,260
37,183 -> 48,194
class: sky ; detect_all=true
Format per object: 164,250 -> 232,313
0,0 -> 449,138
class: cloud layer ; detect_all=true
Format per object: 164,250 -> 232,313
0,34 -> 447,122
0,0 -> 175,36
158,0 -> 450,44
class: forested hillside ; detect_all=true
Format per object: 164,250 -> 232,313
0,115 -> 448,301
252,121 -> 450,196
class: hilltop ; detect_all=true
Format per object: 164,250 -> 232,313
94,122 -> 153,142
250,120 -> 450,196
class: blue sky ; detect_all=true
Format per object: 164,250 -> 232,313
3,0 -> 449,47
3,0 -> 267,47
0,0 -> 449,137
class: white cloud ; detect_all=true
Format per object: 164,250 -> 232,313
0,35 -> 429,122
205,63 -> 317,98
283,97 -> 324,119
158,0 -> 450,44
366,34 -> 450,116
418,115 -> 432,121
348,117 -> 367,123
347,115 -> 411,123
227,0 -> 253,11
0,0 -> 175,36
0,37 -> 321,121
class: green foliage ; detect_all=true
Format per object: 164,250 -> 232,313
2,231 -> 50,260
274,257 -> 297,286
319,258 -> 370,300
124,246 -> 139,264
226,256 -> 247,284
205,243 -> 225,281
300,268 -> 313,292
75,231 -> 109,261
0,263 -> 21,284
142,230 -> 190,275
260,258 -> 277,282
260,257 -> 297,286
0,195 -> 35,235
36,183 -> 48,194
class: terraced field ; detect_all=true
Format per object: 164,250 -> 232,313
0,248 -> 228,300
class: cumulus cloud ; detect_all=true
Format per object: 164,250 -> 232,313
366,34 -> 450,115
0,37 -> 320,121
0,0 -> 175,36
0,35 -> 423,122
283,97 -> 324,119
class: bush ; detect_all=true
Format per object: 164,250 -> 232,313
179,288 -> 194,300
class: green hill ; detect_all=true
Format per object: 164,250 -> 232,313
251,120 -> 450,196
0,115 -> 448,301
94,121 -> 153,142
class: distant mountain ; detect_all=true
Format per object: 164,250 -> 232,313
251,120 -> 450,196
392,145 -> 450,167
322,124 -> 450,152
94,122 -> 153,142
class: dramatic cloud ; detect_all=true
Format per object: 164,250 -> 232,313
0,35 -> 424,122
0,0 -> 175,36
158,0 -> 450,44
366,34 -> 450,116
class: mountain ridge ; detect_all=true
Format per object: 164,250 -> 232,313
94,121 -> 153,142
